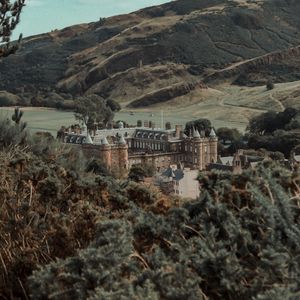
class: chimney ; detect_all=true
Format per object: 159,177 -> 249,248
175,125 -> 183,138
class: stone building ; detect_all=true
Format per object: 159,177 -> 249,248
158,165 -> 200,199
207,149 -> 265,174
60,121 -> 218,176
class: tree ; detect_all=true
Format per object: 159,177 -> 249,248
184,118 -> 211,136
0,109 -> 27,148
266,79 -> 274,90
86,159 -> 110,176
217,127 -> 242,144
247,108 -> 300,135
106,99 -> 121,112
247,111 -> 277,135
74,94 -> 114,129
0,0 -> 25,58
128,163 -> 155,182
11,106 -> 23,124
217,127 -> 244,155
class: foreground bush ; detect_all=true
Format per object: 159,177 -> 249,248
0,115 -> 173,299
1,112 -> 300,299
29,162 -> 300,300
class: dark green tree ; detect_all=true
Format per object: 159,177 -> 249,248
217,127 -> 242,144
86,159 -> 110,176
74,94 -> 114,129
11,106 -> 23,124
0,0 -> 25,58
266,79 -> 274,90
184,118 -> 211,136
247,111 -> 277,135
106,99 -> 121,112
247,108 -> 299,136
128,163 -> 155,182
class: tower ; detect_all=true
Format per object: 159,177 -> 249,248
209,128 -> 218,163
192,127 -> 204,170
118,134 -> 129,177
99,137 -> 112,170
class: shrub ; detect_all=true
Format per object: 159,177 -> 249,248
29,163 -> 300,300
266,79 -> 274,90
0,91 -> 19,106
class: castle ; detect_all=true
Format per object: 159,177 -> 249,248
59,121 -> 218,176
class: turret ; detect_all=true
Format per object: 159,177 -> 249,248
99,137 -> 112,170
119,134 -> 126,145
193,127 -> 201,139
101,136 -> 109,145
209,128 -> 218,163
117,135 -> 129,176
84,133 -> 93,144
209,128 -> 217,139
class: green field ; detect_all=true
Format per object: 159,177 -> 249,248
0,107 -> 247,136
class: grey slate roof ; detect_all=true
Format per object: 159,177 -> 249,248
162,167 -> 184,181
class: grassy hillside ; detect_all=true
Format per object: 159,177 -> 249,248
0,0 -> 299,126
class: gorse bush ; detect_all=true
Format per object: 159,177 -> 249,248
0,113 -> 175,299
0,115 -> 27,148
29,162 -> 300,300
1,112 -> 300,299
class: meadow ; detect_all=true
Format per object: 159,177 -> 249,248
0,106 -> 247,136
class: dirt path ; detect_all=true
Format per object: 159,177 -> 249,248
269,93 -> 285,111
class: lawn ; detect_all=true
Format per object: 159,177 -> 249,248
0,106 -> 247,136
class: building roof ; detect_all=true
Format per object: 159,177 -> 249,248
134,128 -> 175,141
119,134 -> 126,144
101,136 -> 109,145
162,167 -> 184,181
193,127 -> 201,139
64,134 -> 87,145
209,128 -> 217,138
84,133 -> 93,144
218,156 -> 234,165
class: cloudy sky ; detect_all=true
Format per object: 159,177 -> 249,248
13,0 -> 169,39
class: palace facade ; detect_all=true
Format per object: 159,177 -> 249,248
60,121 -> 218,176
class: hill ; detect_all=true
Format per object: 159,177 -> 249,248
1,0 -> 300,126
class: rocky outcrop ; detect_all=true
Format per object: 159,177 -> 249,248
204,46 -> 300,85
128,81 -> 207,108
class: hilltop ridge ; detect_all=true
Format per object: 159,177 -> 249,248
0,0 -> 300,125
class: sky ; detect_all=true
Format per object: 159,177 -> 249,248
13,0 -> 170,39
